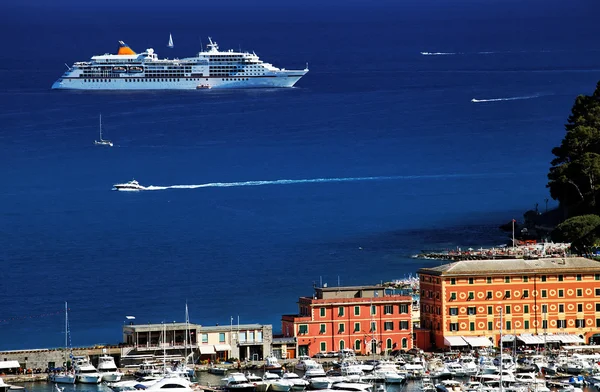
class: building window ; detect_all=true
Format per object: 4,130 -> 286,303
542,304 -> 548,314
542,320 -> 548,329
487,306 -> 493,315
524,320 -> 530,329
559,304 -> 564,312
385,338 -> 392,349
202,334 -> 208,343
468,292 -> 474,300
239,332 -> 246,342
339,340 -> 345,350
488,321 -> 493,331
541,290 -> 547,298
320,324 -> 326,333
596,274 -> 600,281
339,323 -> 345,333
384,305 -> 393,315
320,342 -> 326,352
399,304 -> 408,314
469,278 -> 474,284
523,290 -> 529,298
597,319 -> 600,328
355,340 -> 361,350
384,321 -> 393,331
299,325 -> 308,334
399,321 -> 409,330
338,307 -> 345,316
219,333 -> 225,342
450,292 -> 457,300
450,323 -> 459,332
487,277 -> 492,284
576,319 -> 585,328
402,338 -> 408,348
467,307 -> 476,315
506,305 -> 511,315
505,290 -> 511,299
523,276 -> 529,282
451,278 -> 456,285
559,289 -> 564,298
524,305 -> 529,314
505,276 -> 510,283
577,274 -> 582,281
541,275 -> 547,282
450,307 -> 458,316
557,320 -> 566,328
320,308 -> 326,317
470,322 -> 475,331
506,321 -> 511,330
597,288 -> 600,296
354,306 -> 360,316
596,303 -> 600,312
370,321 -> 376,331
486,291 -> 492,299
371,305 -> 376,315
578,304 -> 583,312
558,275 -> 564,282
577,289 -> 583,297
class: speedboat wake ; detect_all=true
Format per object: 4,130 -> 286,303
471,94 -> 542,103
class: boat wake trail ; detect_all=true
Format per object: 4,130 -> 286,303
138,173 -> 514,191
471,95 -> 542,103
420,52 -> 457,56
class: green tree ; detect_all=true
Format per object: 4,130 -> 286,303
551,214 -> 600,252
548,81 -> 600,215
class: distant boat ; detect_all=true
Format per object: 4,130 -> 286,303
167,33 -> 174,48
94,114 -> 113,147
113,179 -> 146,191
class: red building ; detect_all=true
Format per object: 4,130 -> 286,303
281,285 -> 413,357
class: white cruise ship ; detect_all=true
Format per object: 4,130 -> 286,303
52,38 -> 308,90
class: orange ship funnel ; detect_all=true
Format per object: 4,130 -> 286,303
117,41 -> 136,55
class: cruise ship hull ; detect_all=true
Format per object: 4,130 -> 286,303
52,74 -> 306,90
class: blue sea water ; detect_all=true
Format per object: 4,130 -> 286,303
1,0 -> 600,350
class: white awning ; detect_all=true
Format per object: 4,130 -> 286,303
199,345 -> 216,354
213,344 -> 232,351
463,336 -> 493,347
444,336 -> 468,346
557,335 -> 585,344
0,360 -> 20,369
501,334 -> 516,343
518,335 -> 545,345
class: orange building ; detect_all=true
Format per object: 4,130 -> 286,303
418,257 -> 600,350
281,285 -> 413,357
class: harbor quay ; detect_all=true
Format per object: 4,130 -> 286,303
3,256 -> 600,379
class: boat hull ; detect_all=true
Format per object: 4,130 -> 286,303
52,73 -> 306,90
49,374 -> 76,384
77,374 -> 102,384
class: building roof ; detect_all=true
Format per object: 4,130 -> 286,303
124,323 -> 199,332
199,324 -> 268,332
418,257 -> 600,276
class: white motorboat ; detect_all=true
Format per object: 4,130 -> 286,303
107,376 -> 162,392
48,302 -> 76,385
0,378 -> 22,392
331,382 -> 373,392
98,354 -> 124,382
94,114 -> 113,147
295,357 -> 317,371
135,361 -> 162,377
264,355 -> 283,372
74,356 -> 102,384
281,372 -> 309,390
263,372 -> 294,392
445,362 -> 466,377
307,377 -> 335,389
304,363 -> 327,378
222,372 -> 257,392
113,179 -> 146,191
141,375 -> 193,392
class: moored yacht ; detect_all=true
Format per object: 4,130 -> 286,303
107,375 -> 162,392
73,356 -> 102,384
113,179 -> 146,191
97,354 -> 124,382
222,372 -> 256,392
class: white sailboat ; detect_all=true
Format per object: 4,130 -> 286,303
49,303 -> 76,384
167,33 -> 174,48
94,114 -> 113,147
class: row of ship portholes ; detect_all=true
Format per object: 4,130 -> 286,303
82,78 -> 251,83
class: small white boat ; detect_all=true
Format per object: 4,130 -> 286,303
94,114 -> 113,147
222,372 -> 257,392
281,372 -> 309,390
74,356 -> 102,384
98,354 -> 124,382
196,84 -> 211,89
48,303 -> 76,385
168,33 -> 174,49
113,179 -> 146,191
107,375 -> 162,392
